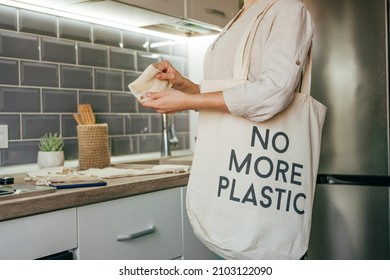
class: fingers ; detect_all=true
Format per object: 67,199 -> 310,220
143,92 -> 159,100
155,72 -> 175,81
153,60 -> 173,72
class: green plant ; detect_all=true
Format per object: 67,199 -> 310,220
39,133 -> 64,152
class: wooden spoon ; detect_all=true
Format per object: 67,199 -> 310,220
73,113 -> 83,125
78,104 -> 95,125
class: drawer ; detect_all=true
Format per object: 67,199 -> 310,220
75,187 -> 182,260
0,208 -> 77,260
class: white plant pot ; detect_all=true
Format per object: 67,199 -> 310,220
37,151 -> 65,169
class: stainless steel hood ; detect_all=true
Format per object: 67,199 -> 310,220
6,0 -> 222,36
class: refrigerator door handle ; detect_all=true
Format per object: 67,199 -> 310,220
317,174 -> 390,186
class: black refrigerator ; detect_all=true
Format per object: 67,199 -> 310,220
303,0 -> 390,259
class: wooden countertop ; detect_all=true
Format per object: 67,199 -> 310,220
0,168 -> 190,222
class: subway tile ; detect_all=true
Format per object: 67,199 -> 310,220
136,52 -> 161,72
22,114 -> 60,139
42,89 -> 77,113
124,72 -> 140,91
79,91 -> 110,113
161,55 -> 185,73
125,114 -> 150,135
0,140 -> 39,166
111,136 -> 138,156
0,114 -> 20,139
93,24 -> 121,47
110,48 -> 135,70
123,31 -> 148,51
0,87 -> 40,112
175,133 -> 189,150
173,113 -> 190,132
95,115 -> 124,135
151,114 -> 162,133
0,59 -> 18,85
94,69 -> 122,91
0,5 -> 17,31
139,135 -> 161,153
60,66 -> 93,89
111,92 -> 137,113
41,38 -> 76,64
78,43 -> 108,67
0,6 -> 189,166
59,18 -> 91,42
19,9 -> 57,37
149,36 -> 172,55
62,114 -> 78,138
0,31 -> 39,60
138,103 -> 156,114
63,138 -> 78,160
21,61 -> 59,87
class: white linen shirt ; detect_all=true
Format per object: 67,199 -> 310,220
203,0 -> 314,122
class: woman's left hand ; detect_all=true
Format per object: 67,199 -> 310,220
141,89 -> 197,114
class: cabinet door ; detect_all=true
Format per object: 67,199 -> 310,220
0,208 -> 77,260
118,0 -> 185,18
76,187 -> 182,260
186,0 -> 241,27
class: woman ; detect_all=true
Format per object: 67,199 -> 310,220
141,0 -> 313,124
142,0 -> 315,259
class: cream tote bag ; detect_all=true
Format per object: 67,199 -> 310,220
186,2 -> 327,260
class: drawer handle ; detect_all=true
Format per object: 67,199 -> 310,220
204,8 -> 226,18
116,225 -> 156,241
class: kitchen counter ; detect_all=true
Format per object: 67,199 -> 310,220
0,157 -> 192,222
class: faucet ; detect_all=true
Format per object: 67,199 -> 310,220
161,113 -> 179,157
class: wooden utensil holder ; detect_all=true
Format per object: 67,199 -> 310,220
77,124 -> 110,170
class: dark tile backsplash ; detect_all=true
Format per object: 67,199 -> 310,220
19,9 -> 57,37
0,58 -> 18,85
0,5 -> 17,31
0,4 -> 189,167
0,31 -> 39,60
41,38 -> 76,64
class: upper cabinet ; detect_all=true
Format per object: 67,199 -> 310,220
120,0 -> 241,28
119,0 -> 185,19
187,0 -> 241,27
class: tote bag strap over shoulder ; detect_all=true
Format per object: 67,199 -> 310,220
233,0 -> 313,96
233,0 -> 277,80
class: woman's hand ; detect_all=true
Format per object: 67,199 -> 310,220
141,89 -> 196,114
154,60 -> 200,94
141,89 -> 229,115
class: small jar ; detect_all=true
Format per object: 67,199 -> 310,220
0,177 -> 14,189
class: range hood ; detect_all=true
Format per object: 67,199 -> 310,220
6,0 -> 222,36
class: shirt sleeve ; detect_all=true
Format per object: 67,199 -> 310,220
222,3 -> 314,122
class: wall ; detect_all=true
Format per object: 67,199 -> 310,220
0,4 -> 189,167
187,35 -> 216,151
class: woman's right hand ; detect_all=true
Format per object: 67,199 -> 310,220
154,60 -> 200,94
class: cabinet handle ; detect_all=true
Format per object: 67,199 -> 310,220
116,225 -> 156,241
204,8 -> 226,18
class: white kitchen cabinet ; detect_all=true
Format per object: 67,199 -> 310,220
75,187 -> 182,260
0,208 -> 77,260
118,0 -> 240,28
181,187 -> 218,260
118,0 -> 185,18
186,0 -> 241,27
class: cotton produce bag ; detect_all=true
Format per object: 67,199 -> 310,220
186,1 -> 327,260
